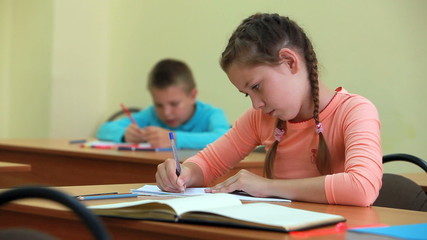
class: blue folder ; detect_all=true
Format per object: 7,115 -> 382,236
348,223 -> 427,240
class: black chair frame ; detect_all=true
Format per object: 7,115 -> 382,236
0,186 -> 110,240
383,153 -> 427,172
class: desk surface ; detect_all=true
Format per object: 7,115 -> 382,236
0,138 -> 191,163
0,139 -> 264,187
1,183 -> 427,240
0,161 -> 31,173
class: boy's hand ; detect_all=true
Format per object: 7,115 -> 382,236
124,124 -> 145,143
141,126 -> 172,148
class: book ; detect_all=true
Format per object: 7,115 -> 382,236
80,140 -> 171,151
347,223 -> 427,240
131,184 -> 291,202
89,193 -> 345,232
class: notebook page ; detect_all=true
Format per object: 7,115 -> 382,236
88,193 -> 242,216
183,202 -> 345,231
132,185 -> 291,202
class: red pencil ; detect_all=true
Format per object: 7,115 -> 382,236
120,103 -> 138,125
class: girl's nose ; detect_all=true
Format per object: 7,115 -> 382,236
250,95 -> 264,109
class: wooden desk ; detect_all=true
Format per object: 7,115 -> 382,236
1,183 -> 426,240
0,161 -> 31,173
401,172 -> 427,192
0,139 -> 264,188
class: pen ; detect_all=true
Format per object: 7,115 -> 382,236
169,132 -> 181,176
74,192 -> 119,198
76,193 -> 139,201
69,139 -> 87,144
120,103 -> 138,126
80,144 -> 115,150
117,146 -> 172,152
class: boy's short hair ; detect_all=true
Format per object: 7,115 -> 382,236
147,59 -> 196,94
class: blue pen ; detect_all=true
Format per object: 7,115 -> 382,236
77,193 -> 138,201
169,132 -> 181,176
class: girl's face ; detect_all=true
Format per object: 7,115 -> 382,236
150,85 -> 197,128
226,58 -> 311,122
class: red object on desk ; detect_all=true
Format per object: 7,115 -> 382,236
290,222 -> 389,238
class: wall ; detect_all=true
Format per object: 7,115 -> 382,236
0,0 -> 52,138
49,0 -> 109,138
0,0 -> 426,172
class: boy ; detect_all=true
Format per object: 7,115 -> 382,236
97,59 -> 230,149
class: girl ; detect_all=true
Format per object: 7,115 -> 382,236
156,13 -> 382,206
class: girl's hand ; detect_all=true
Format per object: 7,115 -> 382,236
156,158 -> 189,193
205,169 -> 272,197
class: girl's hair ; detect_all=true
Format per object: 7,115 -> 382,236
147,59 -> 196,94
220,13 -> 331,177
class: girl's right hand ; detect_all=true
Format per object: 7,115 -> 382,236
156,158 -> 188,193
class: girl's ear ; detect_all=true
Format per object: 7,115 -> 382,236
278,48 -> 300,74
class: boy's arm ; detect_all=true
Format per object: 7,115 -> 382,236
175,130 -> 229,149
96,108 -> 151,143
175,109 -> 230,149
96,118 -> 132,143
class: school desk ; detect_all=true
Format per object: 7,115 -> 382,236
0,161 -> 31,173
0,139 -> 264,188
1,183 -> 427,240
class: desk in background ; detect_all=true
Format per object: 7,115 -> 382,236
0,139 -> 264,188
1,183 -> 427,240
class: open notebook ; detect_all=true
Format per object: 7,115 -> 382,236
89,193 -> 345,232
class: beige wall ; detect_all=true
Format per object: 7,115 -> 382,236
1,0 -> 426,172
1,0 -> 53,138
49,0 -> 109,138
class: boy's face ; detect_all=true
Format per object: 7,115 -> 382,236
150,85 -> 197,128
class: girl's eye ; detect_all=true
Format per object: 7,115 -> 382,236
251,84 -> 260,90
242,83 -> 259,97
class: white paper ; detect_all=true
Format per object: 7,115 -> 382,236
132,185 -> 291,202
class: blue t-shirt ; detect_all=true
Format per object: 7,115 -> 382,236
97,101 -> 230,149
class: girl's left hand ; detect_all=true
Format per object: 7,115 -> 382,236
205,169 -> 272,197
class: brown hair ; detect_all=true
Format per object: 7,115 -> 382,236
147,59 -> 196,94
220,13 -> 331,177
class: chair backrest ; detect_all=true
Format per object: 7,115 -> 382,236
373,153 -> 427,212
373,173 -> 427,211
106,107 -> 141,122
383,153 -> 427,172
0,186 -> 111,240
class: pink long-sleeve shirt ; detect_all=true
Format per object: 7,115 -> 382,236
186,87 -> 382,206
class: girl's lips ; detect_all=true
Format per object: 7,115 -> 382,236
267,110 -> 275,116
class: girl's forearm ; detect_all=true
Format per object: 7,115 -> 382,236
269,176 -> 328,203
